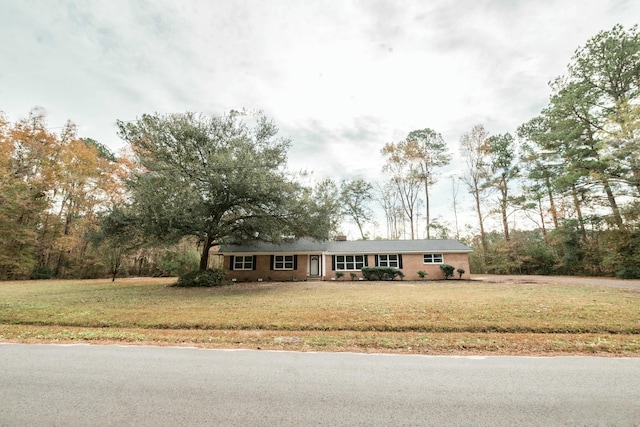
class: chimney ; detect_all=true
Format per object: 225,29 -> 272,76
336,234 -> 347,241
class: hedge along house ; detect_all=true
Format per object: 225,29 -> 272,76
220,238 -> 473,282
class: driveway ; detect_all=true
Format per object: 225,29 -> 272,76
472,274 -> 640,290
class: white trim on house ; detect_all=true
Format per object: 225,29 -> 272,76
377,254 -> 400,268
233,255 -> 254,270
423,253 -> 444,264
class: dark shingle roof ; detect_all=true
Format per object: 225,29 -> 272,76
221,238 -> 472,254
325,239 -> 472,253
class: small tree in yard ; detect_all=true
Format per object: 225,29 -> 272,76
440,264 -> 455,280
457,268 -> 465,279
91,207 -> 145,281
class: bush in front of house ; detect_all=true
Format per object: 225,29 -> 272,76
440,264 -> 455,280
173,268 -> 231,287
361,267 -> 405,281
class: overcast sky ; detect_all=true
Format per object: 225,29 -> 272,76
1,0 -> 639,238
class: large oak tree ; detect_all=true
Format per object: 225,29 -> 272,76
117,112 -> 331,270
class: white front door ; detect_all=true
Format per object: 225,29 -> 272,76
310,255 -> 320,276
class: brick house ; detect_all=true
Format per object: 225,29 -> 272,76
219,238 -> 472,281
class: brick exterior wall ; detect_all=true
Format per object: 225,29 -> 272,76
397,253 -> 471,280
225,251 -> 471,282
225,254 -> 309,282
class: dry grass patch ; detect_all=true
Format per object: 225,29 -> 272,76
1,277 -> 639,355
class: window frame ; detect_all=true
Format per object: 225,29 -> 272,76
273,255 -> 295,270
233,255 -> 254,270
376,254 -> 400,268
335,254 -> 366,271
423,253 -> 444,264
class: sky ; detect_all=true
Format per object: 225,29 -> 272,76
1,0 -> 639,239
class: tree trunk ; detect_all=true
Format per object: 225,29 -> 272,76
199,235 -> 214,271
538,198 -> 547,238
409,216 -> 415,240
545,175 -> 559,229
602,178 -> 626,232
451,178 -> 460,240
500,175 -> 510,241
501,203 -> 510,241
424,178 -> 430,239
55,208 -> 74,277
571,184 -> 588,243
473,185 -> 488,266
111,257 -> 120,282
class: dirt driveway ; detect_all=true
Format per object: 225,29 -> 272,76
473,274 -> 640,290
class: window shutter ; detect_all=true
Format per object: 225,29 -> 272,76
331,256 -> 336,271
364,255 -> 369,267
270,255 -> 274,271
229,256 -> 235,271
252,255 -> 257,271
398,254 -> 403,269
374,255 -> 379,267
293,255 -> 298,270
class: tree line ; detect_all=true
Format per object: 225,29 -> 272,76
0,111 -> 127,279
0,24 -> 638,280
0,110 -> 340,280
374,24 -> 640,278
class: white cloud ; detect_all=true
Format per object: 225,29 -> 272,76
1,0 -> 638,237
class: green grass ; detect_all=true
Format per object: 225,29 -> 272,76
1,277 -> 639,355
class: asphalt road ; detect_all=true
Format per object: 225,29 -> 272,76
1,344 -> 639,426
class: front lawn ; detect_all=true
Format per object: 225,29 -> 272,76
1,277 -> 638,355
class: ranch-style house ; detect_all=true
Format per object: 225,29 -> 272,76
219,238 -> 472,282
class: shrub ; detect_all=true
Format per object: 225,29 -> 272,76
616,266 -> 640,279
440,264 -> 455,280
335,271 -> 345,280
417,270 -> 427,279
30,266 -> 54,280
456,268 -> 465,279
173,269 -> 230,287
350,272 -> 357,281
361,267 -> 405,281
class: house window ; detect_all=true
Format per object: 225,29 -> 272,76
233,255 -> 254,270
423,253 -> 443,264
335,255 -> 366,271
273,255 -> 295,270
376,254 -> 400,268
